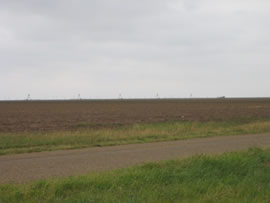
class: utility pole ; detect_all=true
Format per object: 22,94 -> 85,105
119,94 -> 122,100
26,94 -> 31,100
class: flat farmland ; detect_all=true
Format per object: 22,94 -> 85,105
1,98 -> 270,201
1,98 -> 270,133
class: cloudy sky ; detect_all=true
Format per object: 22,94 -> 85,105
0,0 -> 270,100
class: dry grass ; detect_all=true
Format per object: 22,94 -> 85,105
1,119 -> 270,155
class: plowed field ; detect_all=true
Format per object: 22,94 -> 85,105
1,98 -> 270,132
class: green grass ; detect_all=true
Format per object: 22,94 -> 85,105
1,148 -> 270,202
1,119 -> 270,155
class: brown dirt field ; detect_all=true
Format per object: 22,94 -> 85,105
1,98 -> 270,132
0,133 -> 269,183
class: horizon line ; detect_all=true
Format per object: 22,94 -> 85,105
0,96 -> 270,102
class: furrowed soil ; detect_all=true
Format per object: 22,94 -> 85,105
1,98 -> 270,132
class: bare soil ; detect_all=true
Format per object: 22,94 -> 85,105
1,98 -> 270,132
0,133 -> 269,183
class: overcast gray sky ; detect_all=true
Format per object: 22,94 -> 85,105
0,0 -> 270,100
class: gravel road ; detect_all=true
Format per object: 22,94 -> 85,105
0,134 -> 269,184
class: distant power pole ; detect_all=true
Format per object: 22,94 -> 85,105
119,94 -> 122,100
26,94 -> 31,100
156,93 -> 160,99
78,94 -> 81,100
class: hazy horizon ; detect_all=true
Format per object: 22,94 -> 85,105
1,0 -> 270,100
1,95 -> 270,101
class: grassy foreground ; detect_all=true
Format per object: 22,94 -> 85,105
1,119 -> 270,155
0,148 -> 270,202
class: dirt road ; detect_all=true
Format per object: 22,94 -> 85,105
0,134 -> 270,184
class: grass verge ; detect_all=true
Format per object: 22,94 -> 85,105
1,118 -> 270,155
1,148 -> 270,202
